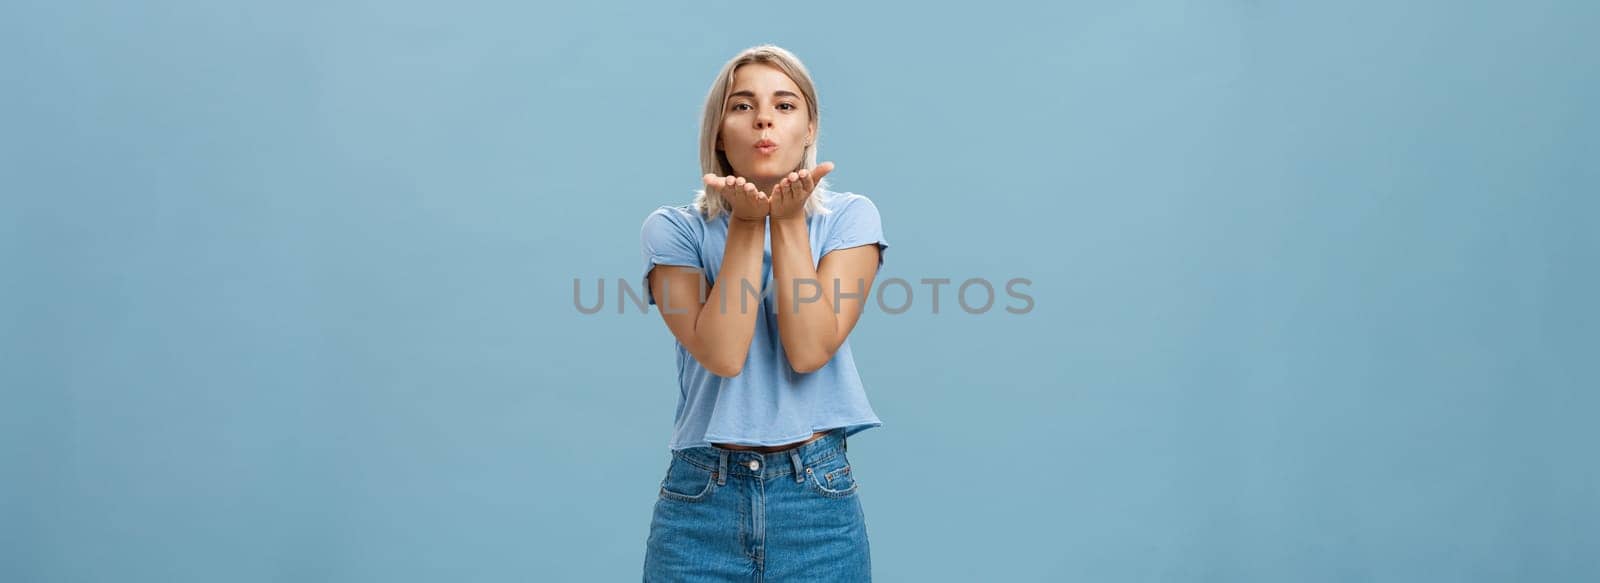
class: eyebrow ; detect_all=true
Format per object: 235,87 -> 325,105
728,90 -> 802,101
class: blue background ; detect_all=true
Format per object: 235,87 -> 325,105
4,1 -> 1596,581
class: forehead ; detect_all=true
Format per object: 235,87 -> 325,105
729,63 -> 801,95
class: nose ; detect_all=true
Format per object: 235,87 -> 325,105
754,108 -> 774,129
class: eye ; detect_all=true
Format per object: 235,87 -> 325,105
730,103 -> 751,112
778,102 -> 796,111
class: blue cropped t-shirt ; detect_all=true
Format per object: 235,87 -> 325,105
640,188 -> 887,451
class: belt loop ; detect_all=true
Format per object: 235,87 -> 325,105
717,449 -> 728,486
789,449 -> 805,483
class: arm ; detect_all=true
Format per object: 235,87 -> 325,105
765,162 -> 881,373
770,216 -> 880,373
648,176 -> 772,377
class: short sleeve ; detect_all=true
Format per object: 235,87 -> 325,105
640,207 -> 703,306
821,195 -> 888,267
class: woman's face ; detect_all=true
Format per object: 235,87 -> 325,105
717,63 -> 814,185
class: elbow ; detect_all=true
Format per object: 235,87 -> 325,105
700,351 -> 748,378
708,361 -> 745,378
787,351 -> 832,374
688,338 -> 751,377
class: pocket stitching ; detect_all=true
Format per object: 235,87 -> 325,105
807,463 -> 858,498
659,459 -> 717,503
825,465 -> 851,485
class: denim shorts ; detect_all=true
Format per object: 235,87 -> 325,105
642,428 -> 871,582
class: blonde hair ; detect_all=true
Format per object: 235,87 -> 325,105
693,44 -> 832,220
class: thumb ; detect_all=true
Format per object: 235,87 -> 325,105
809,161 -> 835,182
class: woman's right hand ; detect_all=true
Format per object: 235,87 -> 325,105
704,174 -> 769,222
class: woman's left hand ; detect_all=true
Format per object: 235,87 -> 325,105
769,161 -> 834,221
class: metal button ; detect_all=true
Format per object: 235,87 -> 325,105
747,460 -> 760,470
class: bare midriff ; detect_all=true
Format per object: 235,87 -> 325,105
710,429 -> 830,453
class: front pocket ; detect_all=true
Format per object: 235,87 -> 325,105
658,456 -> 717,502
804,455 -> 858,498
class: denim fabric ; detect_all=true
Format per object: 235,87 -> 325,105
642,428 -> 871,582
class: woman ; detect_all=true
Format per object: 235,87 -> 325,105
638,44 -> 889,581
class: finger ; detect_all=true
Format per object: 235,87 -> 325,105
703,173 -> 722,190
809,161 -> 835,183
745,182 -> 765,208
798,168 -> 815,196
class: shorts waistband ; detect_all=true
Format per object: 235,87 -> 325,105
674,428 -> 849,485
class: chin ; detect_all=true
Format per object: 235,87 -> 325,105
730,158 -> 798,180
755,160 -> 800,175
